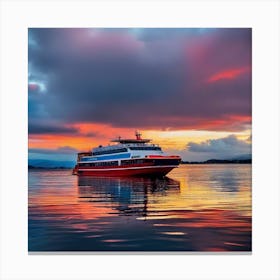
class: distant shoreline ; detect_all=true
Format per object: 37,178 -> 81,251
28,166 -> 73,170
181,159 -> 251,164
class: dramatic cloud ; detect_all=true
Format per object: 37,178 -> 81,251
28,28 -> 251,132
28,121 -> 80,135
186,135 -> 251,159
28,28 -> 252,162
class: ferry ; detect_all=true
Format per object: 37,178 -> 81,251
72,132 -> 181,177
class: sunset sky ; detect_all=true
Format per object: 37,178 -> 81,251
28,28 -> 251,164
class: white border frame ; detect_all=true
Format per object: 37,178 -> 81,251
1,0 -> 279,279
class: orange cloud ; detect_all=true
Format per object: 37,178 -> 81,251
207,66 -> 250,83
29,134 -> 93,151
29,118 -> 251,152
28,123 -> 136,151
192,115 -> 251,131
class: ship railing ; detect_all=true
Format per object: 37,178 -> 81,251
125,143 -> 159,147
92,143 -> 160,153
92,144 -> 127,153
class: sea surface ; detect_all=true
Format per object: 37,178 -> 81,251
28,164 -> 252,252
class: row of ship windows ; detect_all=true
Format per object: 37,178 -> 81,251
78,159 -> 149,167
121,159 -> 146,165
79,161 -> 118,167
92,146 -> 161,156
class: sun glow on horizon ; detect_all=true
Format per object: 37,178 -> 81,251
143,129 -> 251,150
29,125 -> 251,153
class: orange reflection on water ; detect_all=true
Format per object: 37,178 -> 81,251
29,164 -> 251,251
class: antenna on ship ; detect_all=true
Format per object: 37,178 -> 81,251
135,130 -> 142,140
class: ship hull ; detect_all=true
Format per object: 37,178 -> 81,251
73,165 -> 178,177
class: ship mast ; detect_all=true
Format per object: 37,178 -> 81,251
111,131 -> 151,144
135,130 -> 142,140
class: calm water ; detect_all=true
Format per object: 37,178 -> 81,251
28,164 -> 252,252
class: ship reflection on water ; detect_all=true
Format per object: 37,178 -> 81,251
28,165 -> 252,252
78,176 -> 180,219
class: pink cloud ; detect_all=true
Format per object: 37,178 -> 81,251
28,83 -> 39,91
207,66 -> 250,83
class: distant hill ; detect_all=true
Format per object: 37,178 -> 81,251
181,154 -> 252,164
230,154 -> 252,160
28,159 -> 75,169
205,158 -> 251,164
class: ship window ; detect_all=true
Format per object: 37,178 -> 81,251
94,161 -> 118,166
121,159 -> 145,165
79,163 -> 91,167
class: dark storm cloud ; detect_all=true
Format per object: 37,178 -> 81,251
28,28 -> 251,131
28,121 -> 79,135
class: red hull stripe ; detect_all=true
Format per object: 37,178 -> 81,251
75,165 -> 177,177
146,155 -> 181,159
